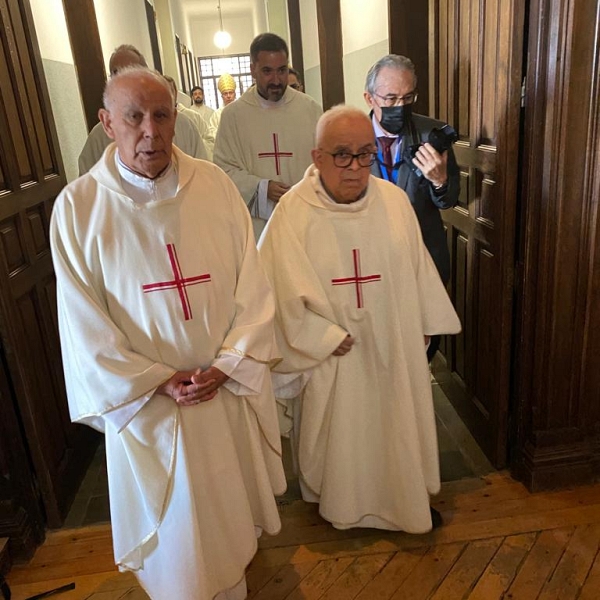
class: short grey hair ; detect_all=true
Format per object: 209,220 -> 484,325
110,44 -> 147,67
365,55 -> 417,94
315,104 -> 373,147
103,67 -> 173,110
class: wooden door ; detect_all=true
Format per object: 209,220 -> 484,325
0,0 -> 97,529
429,0 -> 525,466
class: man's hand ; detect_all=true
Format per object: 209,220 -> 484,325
156,367 -> 227,406
424,335 -> 431,346
332,335 -> 355,356
412,143 -> 448,188
267,181 -> 291,203
191,367 -> 229,399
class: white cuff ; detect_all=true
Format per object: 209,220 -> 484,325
257,179 -> 276,220
272,370 -> 312,398
107,391 -> 154,433
213,353 -> 267,396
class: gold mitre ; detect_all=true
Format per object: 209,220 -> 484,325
217,73 -> 236,93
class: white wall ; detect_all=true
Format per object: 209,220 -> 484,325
190,12 -> 256,57
30,0 -> 88,182
265,0 -> 289,44
93,0 -> 155,73
297,0 -> 388,109
299,0 -> 321,105
341,0 -> 388,109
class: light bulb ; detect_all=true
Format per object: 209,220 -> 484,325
214,30 -> 232,50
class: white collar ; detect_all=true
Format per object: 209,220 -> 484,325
116,151 -> 179,205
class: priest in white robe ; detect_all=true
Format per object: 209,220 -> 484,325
259,106 -> 461,534
165,75 -> 214,160
51,67 -> 285,600
190,85 -> 216,124
213,33 -> 321,238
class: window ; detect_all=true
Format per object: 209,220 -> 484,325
198,53 -> 253,109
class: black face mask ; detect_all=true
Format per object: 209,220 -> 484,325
380,104 -> 412,135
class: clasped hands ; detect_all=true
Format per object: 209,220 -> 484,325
156,367 -> 229,406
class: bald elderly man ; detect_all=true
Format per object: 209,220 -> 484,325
259,105 -> 460,535
78,44 -> 207,175
51,67 -> 284,600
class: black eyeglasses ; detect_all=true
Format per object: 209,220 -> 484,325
289,83 -> 301,90
372,90 -> 418,107
323,151 -> 377,168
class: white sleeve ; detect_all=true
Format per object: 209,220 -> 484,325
212,352 -> 267,396
256,179 -> 277,220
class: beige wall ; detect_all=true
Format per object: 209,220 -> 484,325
341,0 -> 388,109
29,0 -> 87,182
299,0 -> 389,109
93,0 -> 155,73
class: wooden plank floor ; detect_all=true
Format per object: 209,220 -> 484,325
7,472 -> 600,599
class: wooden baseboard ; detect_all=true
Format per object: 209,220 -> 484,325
512,440 -> 600,491
0,538 -> 9,576
0,507 -> 43,563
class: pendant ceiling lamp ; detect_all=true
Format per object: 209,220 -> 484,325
213,0 -> 232,50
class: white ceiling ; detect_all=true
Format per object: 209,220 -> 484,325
180,0 -> 261,18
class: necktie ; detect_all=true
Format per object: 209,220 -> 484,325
379,136 -> 396,181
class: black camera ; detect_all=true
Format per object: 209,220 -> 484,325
409,124 -> 458,159
409,124 -> 458,176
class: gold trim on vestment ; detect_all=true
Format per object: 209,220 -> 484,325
219,346 -> 282,369
115,409 -> 179,571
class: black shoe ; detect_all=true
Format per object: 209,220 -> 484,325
430,506 -> 443,529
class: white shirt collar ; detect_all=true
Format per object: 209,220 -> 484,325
116,151 -> 179,205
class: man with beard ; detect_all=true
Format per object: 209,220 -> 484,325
214,33 -> 322,238
52,67 -> 285,599
190,85 -> 215,124
365,55 -> 460,361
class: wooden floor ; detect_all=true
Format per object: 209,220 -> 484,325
7,472 -> 600,599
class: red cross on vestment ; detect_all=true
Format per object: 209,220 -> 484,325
142,243 -> 211,321
331,249 -> 381,309
258,133 -> 293,175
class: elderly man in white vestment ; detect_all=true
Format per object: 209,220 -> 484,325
51,67 -> 285,600
78,45 -> 207,175
213,33 -> 322,238
259,106 -> 461,534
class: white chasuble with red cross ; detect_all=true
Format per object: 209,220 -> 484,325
51,146 -> 285,600
259,164 -> 461,534
213,86 -> 323,204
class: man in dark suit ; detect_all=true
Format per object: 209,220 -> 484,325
365,54 -> 460,361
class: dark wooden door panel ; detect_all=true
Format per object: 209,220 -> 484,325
430,0 -> 525,466
0,0 -> 98,532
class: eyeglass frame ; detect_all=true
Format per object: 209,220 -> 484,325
372,90 -> 418,107
321,150 -> 377,168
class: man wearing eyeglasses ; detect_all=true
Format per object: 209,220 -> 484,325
259,106 -> 460,535
365,55 -> 460,361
